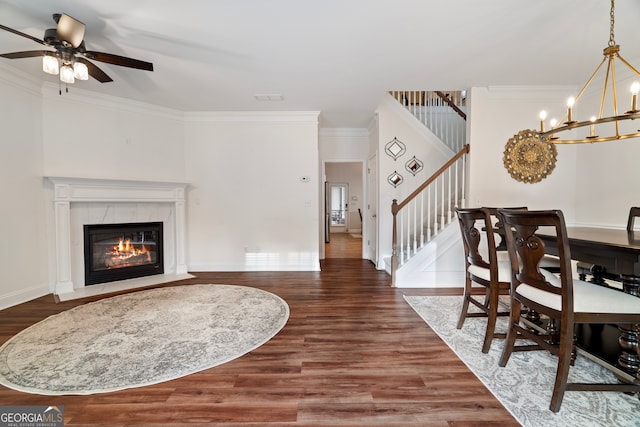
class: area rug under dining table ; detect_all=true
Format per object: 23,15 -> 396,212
0,284 -> 289,395
404,295 -> 640,427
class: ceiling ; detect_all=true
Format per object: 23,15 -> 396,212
1,0 -> 640,128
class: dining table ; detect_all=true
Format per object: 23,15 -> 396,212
536,226 -> 640,383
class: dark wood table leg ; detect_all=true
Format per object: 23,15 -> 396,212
618,275 -> 640,378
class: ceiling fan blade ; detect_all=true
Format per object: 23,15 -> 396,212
84,51 -> 153,71
0,50 -> 49,59
76,57 -> 113,83
56,13 -> 85,48
0,24 -> 46,45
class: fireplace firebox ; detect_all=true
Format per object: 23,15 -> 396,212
84,222 -> 164,285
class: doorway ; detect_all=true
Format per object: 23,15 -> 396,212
323,162 -> 364,259
329,183 -> 348,233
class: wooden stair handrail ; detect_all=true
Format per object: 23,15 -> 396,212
435,91 -> 467,121
392,144 -> 470,214
391,144 -> 469,284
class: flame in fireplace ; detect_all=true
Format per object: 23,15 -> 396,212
105,238 -> 152,268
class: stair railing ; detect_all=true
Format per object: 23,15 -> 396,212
388,90 -> 467,152
390,144 -> 469,284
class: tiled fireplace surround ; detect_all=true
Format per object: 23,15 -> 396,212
47,177 -> 191,300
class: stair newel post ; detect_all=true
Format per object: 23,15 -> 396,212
391,199 -> 400,285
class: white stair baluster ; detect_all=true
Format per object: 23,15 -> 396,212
447,167 -> 452,222
419,192 -> 425,247
427,187 -> 432,240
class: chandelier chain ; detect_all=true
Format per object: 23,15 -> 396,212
609,0 -> 615,47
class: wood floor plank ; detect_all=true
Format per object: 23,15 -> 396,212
0,234 -> 518,425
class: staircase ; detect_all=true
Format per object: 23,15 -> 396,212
387,91 -> 469,287
389,91 -> 467,153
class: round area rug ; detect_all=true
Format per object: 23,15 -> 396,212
0,284 -> 289,395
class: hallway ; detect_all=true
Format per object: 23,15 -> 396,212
324,232 -> 362,258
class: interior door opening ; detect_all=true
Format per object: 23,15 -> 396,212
323,161 -> 365,260
329,183 -> 348,233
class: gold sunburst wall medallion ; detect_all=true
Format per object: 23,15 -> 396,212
503,129 -> 557,183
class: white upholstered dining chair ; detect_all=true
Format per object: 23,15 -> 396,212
498,208 -> 640,412
455,207 -> 512,353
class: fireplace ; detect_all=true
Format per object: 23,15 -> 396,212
84,222 -> 164,285
47,177 -> 189,296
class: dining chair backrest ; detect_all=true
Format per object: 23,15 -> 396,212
627,207 -> 640,231
455,207 -> 496,270
484,206 -> 527,251
498,209 -> 572,302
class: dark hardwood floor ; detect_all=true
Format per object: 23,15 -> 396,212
0,235 -> 518,426
325,232 -> 362,259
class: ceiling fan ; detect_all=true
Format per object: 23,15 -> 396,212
0,13 -> 153,84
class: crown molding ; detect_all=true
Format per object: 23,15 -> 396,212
183,111 -> 320,124
0,62 -> 43,97
319,128 -> 369,138
41,82 -> 184,121
4,65 -> 320,125
484,85 -> 578,100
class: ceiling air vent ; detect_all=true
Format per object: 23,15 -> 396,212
254,94 -> 284,101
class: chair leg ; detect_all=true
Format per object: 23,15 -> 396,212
456,275 -> 473,329
549,323 -> 573,413
499,300 -> 521,367
545,317 -> 560,347
482,292 -> 490,309
482,286 -> 499,353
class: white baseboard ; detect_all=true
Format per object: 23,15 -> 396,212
56,273 -> 196,302
0,283 -> 51,311
188,262 -> 321,272
393,271 -> 466,288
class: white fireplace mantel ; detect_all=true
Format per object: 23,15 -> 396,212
46,177 -> 189,296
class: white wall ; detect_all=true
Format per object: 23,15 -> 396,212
467,86 -> 580,221
184,112 -> 320,271
574,140 -> 640,227
0,64 -> 323,308
41,84 -> 186,182
570,74 -> 640,227
0,66 -> 49,309
470,83 -> 640,229
319,128 -> 369,161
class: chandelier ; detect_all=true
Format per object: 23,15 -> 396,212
538,0 -> 640,144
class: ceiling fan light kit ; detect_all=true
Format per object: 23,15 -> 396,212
0,12 -> 153,91
59,63 -> 75,84
42,53 -> 58,74
73,61 -> 89,80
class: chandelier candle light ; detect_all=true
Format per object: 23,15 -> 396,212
537,0 -> 640,144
